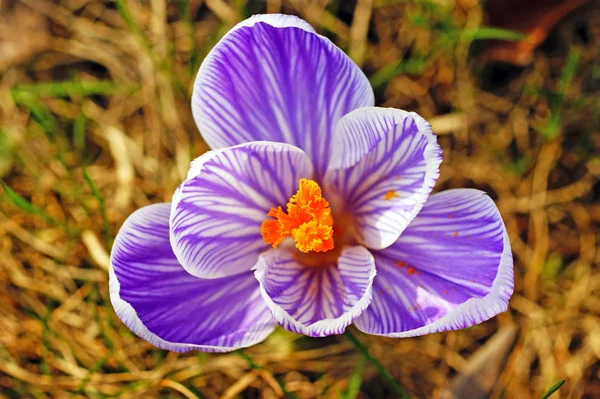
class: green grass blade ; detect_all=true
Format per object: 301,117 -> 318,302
113,0 -> 142,38
369,55 -> 431,89
538,49 -> 580,138
558,49 -> 580,97
344,330 -> 411,399
12,80 -> 131,99
464,26 -> 526,41
83,169 -> 111,245
541,380 -> 565,399
12,92 -> 58,135
339,356 -> 365,399
73,114 -> 86,152
1,181 -> 54,223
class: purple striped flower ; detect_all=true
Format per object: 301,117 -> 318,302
110,14 -> 514,352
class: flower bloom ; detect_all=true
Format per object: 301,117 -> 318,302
110,14 -> 514,352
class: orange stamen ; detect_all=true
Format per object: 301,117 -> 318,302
292,220 -> 334,253
260,179 -> 334,253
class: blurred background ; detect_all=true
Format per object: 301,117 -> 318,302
0,0 -> 598,398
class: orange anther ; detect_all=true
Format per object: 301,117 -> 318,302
261,179 -> 334,253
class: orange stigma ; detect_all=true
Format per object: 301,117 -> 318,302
261,179 -> 334,253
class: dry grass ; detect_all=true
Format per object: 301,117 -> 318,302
1,0 -> 599,398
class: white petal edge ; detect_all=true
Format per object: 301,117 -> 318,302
110,267 -> 276,352
357,218 -> 514,338
191,13 -> 316,147
233,14 -> 316,32
191,13 -> 375,175
325,107 -> 442,250
253,246 -> 377,337
327,107 -> 440,170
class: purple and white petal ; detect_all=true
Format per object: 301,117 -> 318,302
324,107 -> 442,250
192,14 -> 374,178
170,141 -> 313,279
354,189 -> 513,337
253,246 -> 376,337
110,203 -> 277,352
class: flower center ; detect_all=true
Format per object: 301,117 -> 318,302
261,178 -> 334,253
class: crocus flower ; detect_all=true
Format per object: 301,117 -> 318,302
110,14 -> 514,352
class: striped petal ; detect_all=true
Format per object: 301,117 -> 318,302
192,14 -> 374,178
110,203 -> 277,352
170,141 -> 313,279
253,246 -> 376,337
324,107 -> 442,250
354,189 -> 513,337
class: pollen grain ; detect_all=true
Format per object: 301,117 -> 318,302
384,190 -> 399,200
